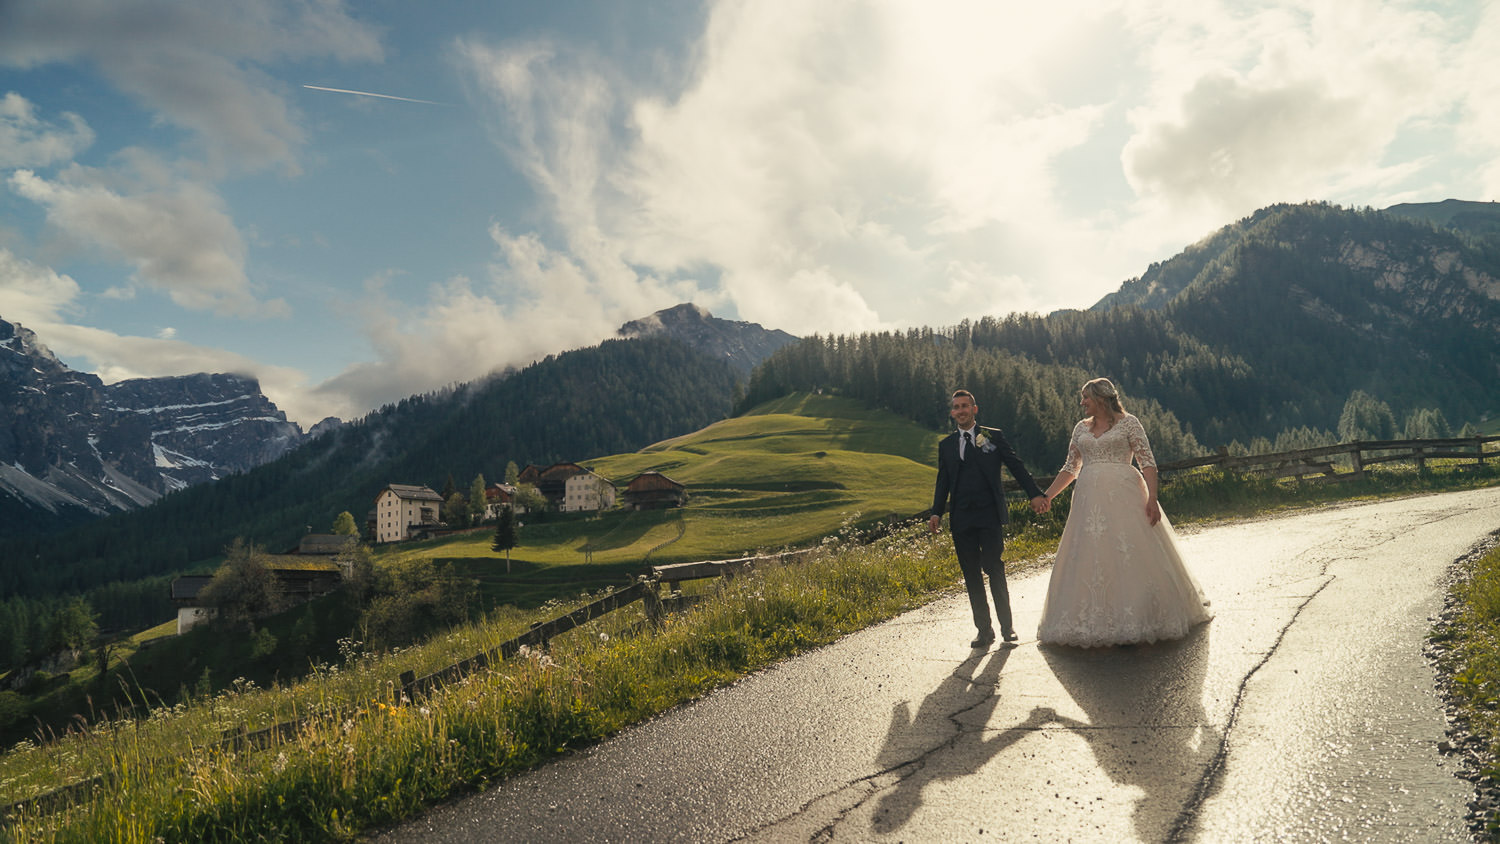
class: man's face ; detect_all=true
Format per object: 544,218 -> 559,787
950,395 -> 977,429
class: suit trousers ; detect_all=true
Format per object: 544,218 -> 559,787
951,522 -> 1011,635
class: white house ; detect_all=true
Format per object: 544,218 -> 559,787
562,470 -> 616,513
374,483 -> 444,543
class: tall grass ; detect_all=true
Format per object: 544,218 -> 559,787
2,524 -> 960,843
1431,539 -> 1500,840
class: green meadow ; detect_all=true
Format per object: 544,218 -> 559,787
388,393 -> 944,606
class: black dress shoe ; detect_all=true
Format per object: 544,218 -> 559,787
971,631 -> 996,647
1002,631 -> 1019,642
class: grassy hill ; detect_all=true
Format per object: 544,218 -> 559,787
378,393 -> 942,605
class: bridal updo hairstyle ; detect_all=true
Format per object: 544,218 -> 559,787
1082,377 -> 1125,415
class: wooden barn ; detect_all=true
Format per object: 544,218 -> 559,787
622,471 -> 687,510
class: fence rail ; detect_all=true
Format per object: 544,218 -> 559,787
1001,434 -> 1498,491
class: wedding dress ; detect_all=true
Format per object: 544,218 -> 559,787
1038,414 -> 1212,647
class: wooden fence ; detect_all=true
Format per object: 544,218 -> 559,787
1,547 -> 820,823
397,549 -> 815,698
1002,434 -> 1498,491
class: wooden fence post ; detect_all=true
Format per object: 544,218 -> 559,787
1350,445 -> 1364,479
1413,443 -> 1426,474
640,575 -> 663,626
1479,436 -> 1488,467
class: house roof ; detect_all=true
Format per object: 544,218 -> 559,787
485,483 -> 517,501
565,468 -> 615,488
538,462 -> 586,481
381,483 -> 443,503
171,575 -> 214,601
626,471 -> 685,492
295,534 -> 355,554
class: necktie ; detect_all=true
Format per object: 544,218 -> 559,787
963,431 -> 973,460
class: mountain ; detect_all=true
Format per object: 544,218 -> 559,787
0,318 -> 304,535
1082,201 -> 1499,440
1382,199 -> 1500,242
1095,199 -> 1500,313
616,303 -> 797,376
744,200 -> 1499,451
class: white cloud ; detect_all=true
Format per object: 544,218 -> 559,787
1453,3 -> 1500,199
308,225 -> 695,422
35,320 -> 314,420
0,91 -> 94,168
1121,1 -> 1462,222
0,246 -> 82,326
456,2 -> 1132,337
9,156 -> 287,317
0,0 -> 382,175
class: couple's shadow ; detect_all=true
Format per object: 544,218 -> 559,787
871,627 -> 1216,839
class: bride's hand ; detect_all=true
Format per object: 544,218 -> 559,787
1145,499 -> 1161,526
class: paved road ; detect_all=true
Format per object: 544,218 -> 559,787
375,487 -> 1500,843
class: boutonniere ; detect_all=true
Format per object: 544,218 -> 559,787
975,432 -> 996,453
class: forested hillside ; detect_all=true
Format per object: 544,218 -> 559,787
736,323 -> 1204,472
0,335 -> 738,659
742,202 -> 1498,453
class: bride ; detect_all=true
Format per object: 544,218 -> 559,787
1037,378 -> 1212,647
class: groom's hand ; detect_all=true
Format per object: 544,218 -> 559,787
928,514 -> 941,533
1030,496 -> 1049,514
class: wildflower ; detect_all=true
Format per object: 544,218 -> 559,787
273,752 -> 288,773
598,632 -> 610,642
342,719 -> 355,735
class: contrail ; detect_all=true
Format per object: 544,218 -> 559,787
303,85 -> 444,105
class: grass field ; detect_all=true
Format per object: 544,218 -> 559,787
382,393 -> 943,607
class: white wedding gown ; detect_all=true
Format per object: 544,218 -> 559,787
1038,414 -> 1212,647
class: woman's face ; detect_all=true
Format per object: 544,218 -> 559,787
1080,391 -> 1105,418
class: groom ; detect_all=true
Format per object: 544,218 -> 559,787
929,389 -> 1049,648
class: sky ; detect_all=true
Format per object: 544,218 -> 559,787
1,0 -> 1497,428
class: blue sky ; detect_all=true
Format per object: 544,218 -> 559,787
1,1 -> 1496,428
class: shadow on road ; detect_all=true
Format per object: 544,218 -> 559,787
866,627 -> 1216,839
1041,626 -> 1218,840
870,647 -> 1053,834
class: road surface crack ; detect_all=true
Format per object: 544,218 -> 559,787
1165,574 -> 1335,841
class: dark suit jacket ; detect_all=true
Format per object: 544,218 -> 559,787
931,425 -> 1043,527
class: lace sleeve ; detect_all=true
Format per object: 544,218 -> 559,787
1061,421 -> 1084,475
1123,414 -> 1157,469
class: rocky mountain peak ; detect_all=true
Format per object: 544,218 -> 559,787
0,317 -> 306,519
616,303 -> 797,376
1,317 -> 69,374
